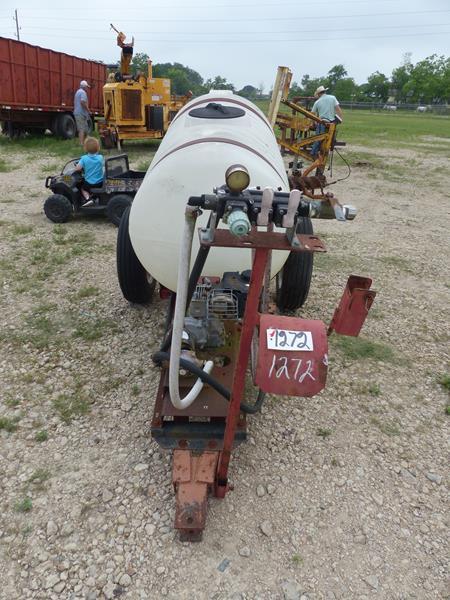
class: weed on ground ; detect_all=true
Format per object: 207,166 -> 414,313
438,373 -> 450,392
35,430 -> 49,442
331,335 -> 395,362
14,497 -> 32,513
0,158 -> 16,172
52,392 -> 90,424
0,416 -> 20,432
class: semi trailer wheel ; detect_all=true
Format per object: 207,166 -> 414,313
44,194 -> 73,223
107,194 -> 132,227
276,216 -> 314,312
117,207 -> 155,304
56,114 -> 76,139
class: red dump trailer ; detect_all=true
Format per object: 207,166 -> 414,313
0,36 -> 107,138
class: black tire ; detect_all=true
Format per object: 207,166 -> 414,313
4,121 -> 24,138
107,194 -> 132,227
117,207 -> 155,304
44,194 -> 73,223
57,114 -> 76,140
276,217 -> 314,312
50,115 -> 60,136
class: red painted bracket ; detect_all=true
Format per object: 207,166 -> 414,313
256,315 -> 328,397
328,275 -> 376,337
172,450 -> 219,542
199,228 -> 327,253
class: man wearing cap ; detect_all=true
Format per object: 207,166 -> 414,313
310,85 -> 343,157
74,80 -> 91,146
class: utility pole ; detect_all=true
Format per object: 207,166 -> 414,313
14,9 -> 20,41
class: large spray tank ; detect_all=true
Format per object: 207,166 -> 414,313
129,90 -> 290,291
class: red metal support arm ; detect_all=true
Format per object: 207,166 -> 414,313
215,247 -> 269,497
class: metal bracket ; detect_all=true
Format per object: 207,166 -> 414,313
282,189 -> 301,229
257,187 -> 274,226
173,450 -> 219,542
199,211 -> 218,244
285,226 -> 301,248
328,275 -> 376,336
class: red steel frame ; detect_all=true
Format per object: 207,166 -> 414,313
215,247 -> 269,497
166,228 -> 326,539
156,224 -> 375,540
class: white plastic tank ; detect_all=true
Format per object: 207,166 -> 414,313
129,90 -> 290,291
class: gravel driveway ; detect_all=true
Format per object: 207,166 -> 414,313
0,142 -> 448,600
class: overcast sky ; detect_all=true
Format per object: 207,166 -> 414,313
1,0 -> 449,90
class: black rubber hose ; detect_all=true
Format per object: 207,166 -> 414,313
151,351 -> 265,414
159,214 -> 215,354
242,389 -> 266,414
161,292 -> 176,341
152,351 -> 230,399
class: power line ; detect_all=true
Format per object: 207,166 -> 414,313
18,30 -> 450,43
20,22 -> 450,36
12,0 -> 411,9
13,9 -> 450,23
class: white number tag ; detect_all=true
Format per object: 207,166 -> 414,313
266,328 -> 314,351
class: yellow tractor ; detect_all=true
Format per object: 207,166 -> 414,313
98,25 -> 191,149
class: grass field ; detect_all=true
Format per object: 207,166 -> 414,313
0,104 -> 448,165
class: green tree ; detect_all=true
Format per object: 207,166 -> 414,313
326,64 -> 348,89
203,76 -> 235,92
391,53 -> 413,102
363,71 -> 390,102
403,55 -> 450,103
298,74 -> 322,97
130,52 -> 150,76
333,77 -> 358,101
153,62 -> 204,95
237,85 -> 258,99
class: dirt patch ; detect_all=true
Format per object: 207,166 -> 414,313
0,142 -> 449,600
420,135 -> 450,144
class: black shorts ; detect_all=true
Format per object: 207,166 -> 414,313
81,179 -> 103,191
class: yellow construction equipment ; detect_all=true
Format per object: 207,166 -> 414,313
269,66 -> 343,199
98,25 -> 191,149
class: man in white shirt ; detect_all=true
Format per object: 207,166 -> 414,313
310,85 -> 343,157
74,80 -> 91,146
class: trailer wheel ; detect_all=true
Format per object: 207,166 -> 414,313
107,194 -> 132,227
276,217 -> 314,312
44,194 -> 73,223
56,114 -> 76,140
3,121 -> 24,138
117,207 -> 155,304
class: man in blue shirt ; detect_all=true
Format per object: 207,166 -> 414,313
74,80 -> 91,146
310,85 -> 343,157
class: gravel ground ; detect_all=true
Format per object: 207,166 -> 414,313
0,142 -> 449,600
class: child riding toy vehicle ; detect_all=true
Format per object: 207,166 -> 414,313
44,154 -> 146,226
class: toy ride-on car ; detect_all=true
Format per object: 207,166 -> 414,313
44,154 -> 146,226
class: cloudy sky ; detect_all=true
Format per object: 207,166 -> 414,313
1,0 -> 449,90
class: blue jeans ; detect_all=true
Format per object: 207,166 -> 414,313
311,122 -> 327,157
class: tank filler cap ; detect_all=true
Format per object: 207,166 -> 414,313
189,103 -> 245,119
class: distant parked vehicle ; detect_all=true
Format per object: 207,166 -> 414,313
383,104 -> 397,111
0,36 -> 106,138
44,154 -> 145,226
